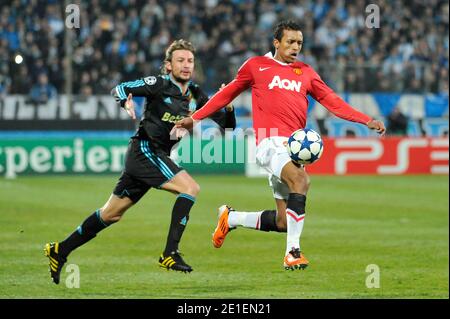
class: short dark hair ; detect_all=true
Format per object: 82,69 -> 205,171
161,39 -> 196,74
273,20 -> 302,41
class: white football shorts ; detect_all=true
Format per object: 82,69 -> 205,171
255,136 -> 292,200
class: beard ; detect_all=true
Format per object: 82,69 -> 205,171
172,73 -> 190,84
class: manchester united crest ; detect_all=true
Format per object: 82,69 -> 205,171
293,68 -> 302,75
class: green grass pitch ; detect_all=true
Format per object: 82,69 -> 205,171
0,175 -> 448,298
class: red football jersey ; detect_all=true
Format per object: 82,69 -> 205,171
192,52 -> 372,144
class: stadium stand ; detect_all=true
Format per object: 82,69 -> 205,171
0,0 -> 448,95
0,0 -> 448,138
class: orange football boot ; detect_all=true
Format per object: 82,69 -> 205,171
212,205 -> 234,248
283,248 -> 309,270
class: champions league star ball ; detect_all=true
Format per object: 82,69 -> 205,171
287,128 -> 324,165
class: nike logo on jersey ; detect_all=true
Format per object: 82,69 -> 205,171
259,67 -> 271,71
268,75 -> 302,92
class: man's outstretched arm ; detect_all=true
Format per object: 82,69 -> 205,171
319,93 -> 386,136
309,70 -> 386,136
174,80 -> 246,131
174,58 -> 254,131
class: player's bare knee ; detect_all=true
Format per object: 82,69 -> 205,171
185,182 -> 200,197
194,182 -> 200,195
276,220 -> 287,232
106,214 -> 122,223
275,210 -> 287,232
304,174 -> 311,191
100,206 -> 126,224
102,211 -> 123,224
285,170 -> 308,191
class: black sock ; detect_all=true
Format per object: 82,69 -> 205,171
260,210 -> 279,232
163,194 -> 195,256
287,193 -> 307,216
59,210 -> 111,257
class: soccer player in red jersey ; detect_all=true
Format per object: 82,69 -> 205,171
174,21 -> 386,270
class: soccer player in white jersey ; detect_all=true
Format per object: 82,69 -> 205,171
174,21 -> 386,270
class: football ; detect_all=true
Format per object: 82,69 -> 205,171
287,128 -> 324,165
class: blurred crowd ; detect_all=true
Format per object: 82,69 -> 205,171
0,0 -> 448,100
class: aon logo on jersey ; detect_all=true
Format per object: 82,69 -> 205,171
268,75 -> 302,92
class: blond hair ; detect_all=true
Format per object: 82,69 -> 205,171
161,39 -> 196,75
